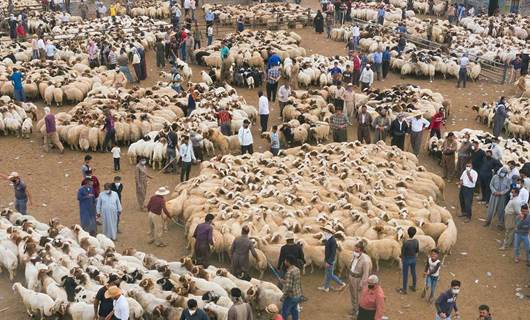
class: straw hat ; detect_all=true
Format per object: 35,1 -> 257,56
285,231 -> 295,240
104,286 -> 122,299
265,304 -> 279,314
155,187 -> 170,196
320,225 -> 335,234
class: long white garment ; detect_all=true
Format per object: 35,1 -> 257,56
96,191 -> 122,240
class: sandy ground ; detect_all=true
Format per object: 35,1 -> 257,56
1,1 -> 530,319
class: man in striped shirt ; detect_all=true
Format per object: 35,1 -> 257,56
267,63 -> 281,102
330,107 -> 348,142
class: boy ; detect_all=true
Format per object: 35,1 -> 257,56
397,226 -> 419,294
110,176 -> 123,203
270,125 -> 280,156
422,248 -> 441,303
435,280 -> 461,320
111,144 -> 121,172
478,304 -> 492,320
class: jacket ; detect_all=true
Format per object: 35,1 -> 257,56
324,236 -> 337,265
390,119 -> 409,138
277,243 -> 305,272
515,214 -> 530,234
435,289 -> 458,317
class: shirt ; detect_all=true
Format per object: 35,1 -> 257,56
44,113 -> 56,133
352,26 -> 360,37
10,72 -> 23,90
425,257 -> 441,277
382,50 -> 391,61
459,56 -> 469,69
46,44 -> 57,57
373,52 -> 382,64
180,143 -> 196,162
409,117 -> 430,132
330,113 -> 348,130
95,286 -> 114,317
207,26 -> 213,36
278,85 -> 291,102
435,289 -> 458,317
283,265 -> 302,298
270,132 -> 280,149
238,127 -> 253,146
193,222 -> 213,246
205,11 -> 215,22
359,285 -> 385,320
117,54 -> 128,66
216,110 -> 231,124
37,39 -> 46,49
147,195 -> 169,216
111,147 -> 121,159
517,187 -> 529,205
430,112 -> 444,130
258,96 -> 269,115
401,239 -> 419,258
460,169 -> 478,188
180,308 -> 209,320
113,295 -> 129,320
328,66 -> 342,76
359,68 -> 374,85
220,46 -> 229,60
267,67 -> 280,84
14,180 -> 28,200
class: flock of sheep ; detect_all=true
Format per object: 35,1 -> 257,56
0,208 -> 281,319
166,142 -> 457,275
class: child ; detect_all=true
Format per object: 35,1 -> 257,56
111,144 -> 121,172
422,248 -> 441,303
270,125 -> 280,156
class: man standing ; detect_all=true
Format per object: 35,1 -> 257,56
216,107 -> 232,136
377,4 -> 385,25
390,113 -> 408,150
373,49 -> 383,81
397,227 -> 419,295
135,158 -> 152,211
459,162 -> 478,223
328,61 -> 343,85
94,275 -> 120,320
105,286 -> 129,320
318,225 -> 346,292
485,167 -> 511,228
278,83 -> 291,118
179,136 -> 196,182
228,288 -> 253,320
146,187 -> 171,247
471,141 -> 485,172
435,280 -> 461,320
352,24 -> 360,49
359,64 -> 374,91
514,204 -> 530,264
382,47 -> 391,79
231,225 -> 258,279
455,132 -> 472,178
205,10 -> 215,29
478,150 -> 502,203
409,112 -> 430,156
110,176 -> 123,203
277,231 -> 305,276
79,0 -> 88,19
499,188 -> 521,250
81,155 -> 92,179
343,83 -> 355,123
490,137 -> 503,161
356,105 -> 372,144
43,107 -> 64,153
342,65 -> 353,85
352,52 -> 361,86
440,132 -> 457,181
193,214 -> 214,267
333,82 -> 346,111
258,91 -> 270,133
10,68 -> 25,102
166,124 -> 178,173
280,255 -> 303,320
492,96 -> 508,137
1,172 -> 31,214
329,107 -> 348,143
457,53 -> 469,88
238,120 -> 253,154
96,183 -> 122,241
348,241 -> 372,319
372,108 -> 390,142
358,275 -> 385,320
101,111 -> 116,152
77,178 -> 96,235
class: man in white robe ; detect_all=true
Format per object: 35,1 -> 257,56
97,183 -> 122,241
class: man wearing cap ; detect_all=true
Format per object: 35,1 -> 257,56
238,120 -> 253,155
94,275 -> 120,320
440,132 -> 457,181
146,187 -> 171,247
97,183 -> 122,241
104,286 -> 129,320
390,113 -> 409,150
408,112 -> 430,156
231,225 -> 258,279
228,287 -> 253,320
1,172 -> 32,214
280,255 -> 302,320
318,225 -> 346,292
277,231 -> 305,276
135,158 -> 152,211
356,105 -> 372,144
193,214 -> 215,267
358,275 -> 385,320
77,177 -> 96,235
348,241 -> 372,319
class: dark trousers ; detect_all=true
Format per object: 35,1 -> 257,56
430,128 -> 441,139
133,64 -> 141,82
102,129 -> 116,152
459,186 -> 474,218
353,70 -> 360,86
181,161 -> 191,182
480,176 -> 492,202
260,114 -> 269,132
334,99 -> 344,111
113,158 -> 120,171
391,135 -> 405,150
457,68 -> 467,88
360,81 -> 370,91
357,125 -> 371,144
267,82 -> 278,102
241,144 -> 253,154
402,256 -> 417,291
193,146 -> 203,161
166,148 -> 177,173
382,60 -> 390,78
358,307 -> 376,320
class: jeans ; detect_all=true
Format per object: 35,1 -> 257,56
181,161 -> 191,182
113,158 -> 120,171
181,43 -> 187,62
102,129 -> 116,152
220,123 -> 231,136
425,275 -> 438,298
402,256 -> 417,290
457,68 -> 467,88
281,296 -> 300,320
435,315 -> 451,320
207,35 -> 213,46
166,148 -> 177,173
119,66 -> 134,83
260,114 -> 269,132
480,176 -> 492,202
459,186 -> 474,218
353,36 -> 360,49
514,233 -> 530,261
271,147 -> 279,156
267,82 -> 278,101
13,87 -> 25,102
324,262 -> 343,289
15,198 -> 28,214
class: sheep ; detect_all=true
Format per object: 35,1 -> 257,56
13,282 -> 66,318
0,245 -> 18,280
437,219 -> 457,257
365,238 -> 402,271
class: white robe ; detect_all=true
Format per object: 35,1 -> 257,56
96,190 -> 122,240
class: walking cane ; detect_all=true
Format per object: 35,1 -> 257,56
158,157 -> 178,174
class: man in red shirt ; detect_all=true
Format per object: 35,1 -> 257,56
429,107 -> 445,139
216,106 -> 232,136
352,51 -> 362,87
146,187 -> 171,247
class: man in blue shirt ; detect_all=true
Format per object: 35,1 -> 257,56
328,61 -> 342,85
10,67 -> 25,102
205,10 -> 215,27
377,5 -> 385,25
382,47 -> 391,79
396,22 -> 407,34
435,280 -> 461,320
373,50 -> 383,81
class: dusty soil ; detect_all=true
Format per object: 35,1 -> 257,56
1,1 -> 530,319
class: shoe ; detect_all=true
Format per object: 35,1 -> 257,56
463,218 -> 471,223
317,286 -> 329,292
396,288 -> 407,295
498,246 -> 506,251
157,243 -> 168,247
409,286 -> 416,292
457,214 -> 466,218
337,283 -> 347,291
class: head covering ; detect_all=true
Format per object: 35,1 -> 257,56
366,64 -> 371,67
44,107 -> 51,114
265,304 -> 279,314
231,287 -> 242,298
367,275 -> 379,285
104,286 -> 122,299
320,225 -> 335,234
8,172 -> 19,180
155,187 -> 170,196
347,83 -> 353,87
285,231 -> 294,240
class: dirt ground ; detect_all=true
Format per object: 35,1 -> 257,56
1,1 -> 530,319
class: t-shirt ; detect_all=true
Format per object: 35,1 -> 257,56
10,72 -> 23,90
95,287 -> 114,317
111,147 -> 121,158
401,239 -> 419,258
14,180 -> 27,200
